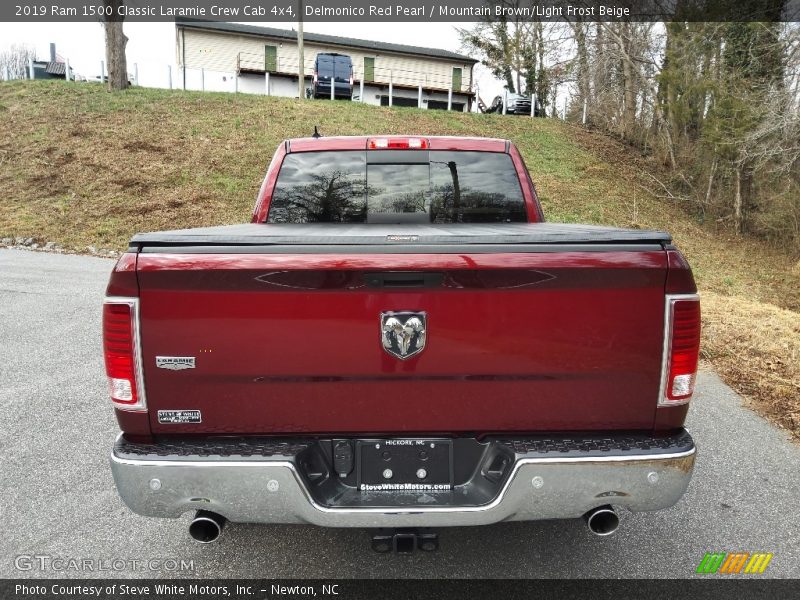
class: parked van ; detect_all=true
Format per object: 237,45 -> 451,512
313,53 -> 354,99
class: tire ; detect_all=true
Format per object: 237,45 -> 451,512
489,96 -> 504,114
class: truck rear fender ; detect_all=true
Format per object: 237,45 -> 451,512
105,252 -> 152,441
655,246 -> 700,431
105,252 -> 139,297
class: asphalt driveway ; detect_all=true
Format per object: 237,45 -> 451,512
1,248 -> 798,578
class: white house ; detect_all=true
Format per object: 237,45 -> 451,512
175,19 -> 479,111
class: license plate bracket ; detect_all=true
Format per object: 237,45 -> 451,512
357,439 -> 453,491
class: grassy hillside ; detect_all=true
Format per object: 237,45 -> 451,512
1,80 -> 798,439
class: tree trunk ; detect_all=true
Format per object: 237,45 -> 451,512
620,22 -> 637,141
522,23 -> 537,96
694,36 -> 712,140
740,165 -> 754,234
705,156 -> 717,207
497,20 -> 516,93
571,20 -> 591,123
593,22 -> 605,104
298,0 -> 305,100
535,21 -> 545,104
103,0 -> 128,92
734,165 -> 743,234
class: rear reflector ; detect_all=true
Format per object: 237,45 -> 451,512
368,137 -> 429,150
659,295 -> 701,405
103,298 -> 146,412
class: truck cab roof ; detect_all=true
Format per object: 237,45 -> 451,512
286,135 -> 510,153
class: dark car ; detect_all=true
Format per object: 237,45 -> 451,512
488,92 -> 544,116
313,53 -> 353,100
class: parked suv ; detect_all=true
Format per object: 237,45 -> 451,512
313,53 -> 353,99
489,92 -> 544,116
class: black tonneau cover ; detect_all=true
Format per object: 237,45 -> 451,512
131,223 -> 671,249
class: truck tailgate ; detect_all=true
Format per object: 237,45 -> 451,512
132,223 -> 671,434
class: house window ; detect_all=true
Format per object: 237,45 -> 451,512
452,68 -> 462,92
364,57 -> 375,82
265,45 -> 277,72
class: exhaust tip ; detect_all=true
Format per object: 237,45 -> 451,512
189,511 -> 226,543
584,506 -> 619,536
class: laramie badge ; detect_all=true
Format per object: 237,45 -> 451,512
156,356 -> 196,370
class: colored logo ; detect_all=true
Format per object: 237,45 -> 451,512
696,552 -> 773,574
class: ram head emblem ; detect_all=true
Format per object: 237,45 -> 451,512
380,311 -> 427,360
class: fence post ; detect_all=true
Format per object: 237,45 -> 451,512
531,93 -> 535,118
418,84 -> 422,109
100,60 -> 105,83
182,65 -> 186,90
133,63 -> 138,86
234,72 -> 238,93
502,90 -> 507,115
359,75 -> 364,102
29,57 -> 35,79
265,71 -> 270,95
563,97 -> 568,120
167,65 -> 172,89
388,71 -> 393,107
3,65 -> 9,81
330,75 -> 334,101
582,97 -> 588,125
200,68 -> 205,91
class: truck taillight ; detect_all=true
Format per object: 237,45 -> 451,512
659,295 -> 701,405
368,137 -> 429,150
103,298 -> 146,412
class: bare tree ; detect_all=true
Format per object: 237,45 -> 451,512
459,6 -> 567,113
463,11 -> 799,247
568,19 -> 591,118
103,0 -> 128,91
458,12 -> 518,93
0,44 -> 36,80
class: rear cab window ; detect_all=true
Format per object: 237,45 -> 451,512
267,150 -> 527,224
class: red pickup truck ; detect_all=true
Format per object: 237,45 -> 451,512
106,135 -> 699,552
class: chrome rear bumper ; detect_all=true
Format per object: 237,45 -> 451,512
110,432 -> 695,528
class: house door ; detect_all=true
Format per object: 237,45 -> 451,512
364,57 -> 375,82
265,45 -> 277,71
452,68 -> 462,91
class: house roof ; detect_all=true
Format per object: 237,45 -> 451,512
33,61 -> 67,76
176,19 -> 478,64
45,62 -> 66,76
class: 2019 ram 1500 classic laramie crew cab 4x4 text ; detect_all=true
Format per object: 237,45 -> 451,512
105,136 -> 699,550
